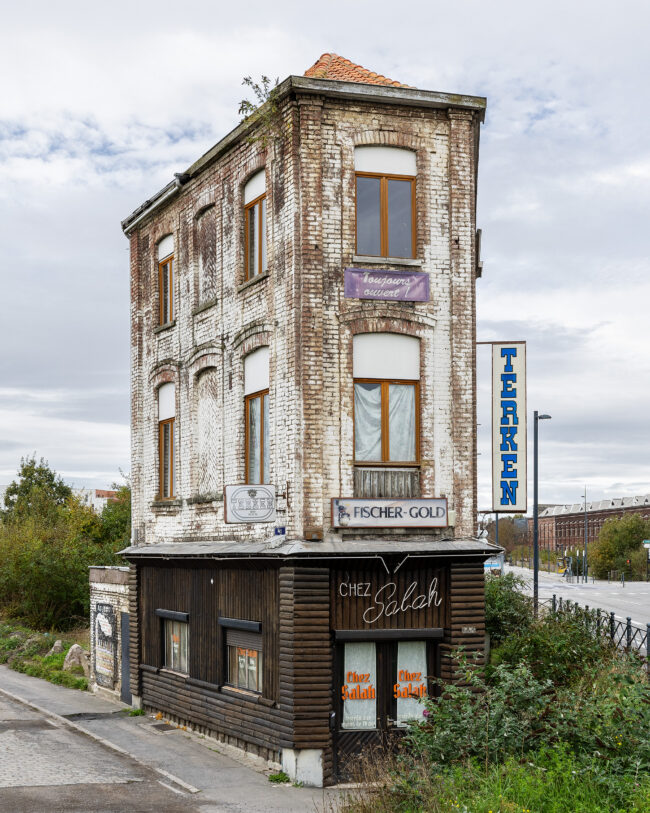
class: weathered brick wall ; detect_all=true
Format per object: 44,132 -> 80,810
89,567 -> 130,696
128,89 -> 481,546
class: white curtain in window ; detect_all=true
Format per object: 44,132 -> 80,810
388,384 -> 416,461
396,641 -> 427,726
342,642 -> 377,730
354,383 -> 382,461
248,396 -> 261,484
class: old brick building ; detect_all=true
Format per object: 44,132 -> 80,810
121,54 -> 496,785
532,495 -> 650,554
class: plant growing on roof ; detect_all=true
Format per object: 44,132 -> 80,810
238,75 -> 287,147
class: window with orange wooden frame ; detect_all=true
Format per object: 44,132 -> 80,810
355,173 -> 416,259
353,379 -> 420,465
244,194 -> 267,280
159,417 -> 175,498
245,389 -> 269,484
158,256 -> 173,324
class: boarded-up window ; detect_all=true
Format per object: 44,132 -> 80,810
196,369 -> 219,496
196,207 -> 217,305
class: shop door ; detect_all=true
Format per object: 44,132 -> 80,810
334,639 -> 436,780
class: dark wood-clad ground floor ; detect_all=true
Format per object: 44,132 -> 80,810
124,551 -> 488,786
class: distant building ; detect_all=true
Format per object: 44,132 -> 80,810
529,495 -> 650,553
75,488 -> 118,514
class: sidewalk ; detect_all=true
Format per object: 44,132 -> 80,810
0,665 -> 342,812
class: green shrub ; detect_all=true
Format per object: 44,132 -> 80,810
494,609 -> 615,686
484,572 -> 534,645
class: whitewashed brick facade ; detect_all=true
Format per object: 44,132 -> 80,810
124,76 -> 485,548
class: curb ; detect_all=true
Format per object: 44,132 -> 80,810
0,684 -> 200,795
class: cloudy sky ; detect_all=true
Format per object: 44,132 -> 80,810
1,0 -> 648,511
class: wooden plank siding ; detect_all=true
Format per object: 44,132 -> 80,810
439,560 -> 486,685
128,563 -> 141,700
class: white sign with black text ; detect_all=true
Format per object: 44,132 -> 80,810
224,485 -> 276,523
332,498 -> 448,528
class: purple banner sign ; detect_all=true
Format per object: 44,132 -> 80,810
344,268 -> 429,302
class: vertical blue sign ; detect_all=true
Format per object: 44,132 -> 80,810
492,342 -> 527,512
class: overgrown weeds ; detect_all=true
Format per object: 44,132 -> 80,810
336,575 -> 650,812
0,617 -> 88,691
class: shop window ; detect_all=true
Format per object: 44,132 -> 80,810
341,642 -> 377,729
244,347 -> 270,484
225,628 -> 263,693
157,234 -> 174,324
158,383 -> 175,499
395,640 -> 428,726
354,146 -> 416,259
244,170 -> 267,280
353,334 -> 420,465
163,618 -> 188,673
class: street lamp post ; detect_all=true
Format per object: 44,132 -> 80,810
583,486 -> 588,584
533,411 -> 552,616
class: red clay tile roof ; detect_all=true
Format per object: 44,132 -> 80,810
304,53 -> 408,88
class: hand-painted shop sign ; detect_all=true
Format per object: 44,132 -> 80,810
332,497 -> 447,528
224,485 -> 276,523
338,577 -> 442,624
491,342 -> 527,513
344,268 -> 429,302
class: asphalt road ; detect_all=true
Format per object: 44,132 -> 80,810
0,693 -> 196,812
0,669 -> 343,812
506,564 -> 650,628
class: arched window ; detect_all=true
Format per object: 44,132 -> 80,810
158,382 -> 175,498
353,334 -> 420,464
157,235 -> 174,325
354,147 -> 416,259
244,347 -> 269,484
244,171 -> 267,280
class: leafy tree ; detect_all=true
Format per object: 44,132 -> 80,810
99,482 -> 131,549
588,513 -> 650,579
2,455 -> 71,521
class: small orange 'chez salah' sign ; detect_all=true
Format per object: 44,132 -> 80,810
341,669 -> 428,700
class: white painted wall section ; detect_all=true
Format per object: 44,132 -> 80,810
158,383 -> 175,420
354,146 -> 416,175
281,748 -> 324,787
157,234 -> 174,260
244,170 -> 265,204
244,347 -> 269,395
353,333 -> 420,380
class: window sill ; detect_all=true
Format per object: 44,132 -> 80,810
352,255 -> 422,268
353,462 -> 421,468
151,499 -> 182,511
154,320 -> 176,334
220,685 -> 264,702
192,298 -> 218,317
159,667 -> 188,679
237,271 -> 269,293
187,492 -> 224,505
